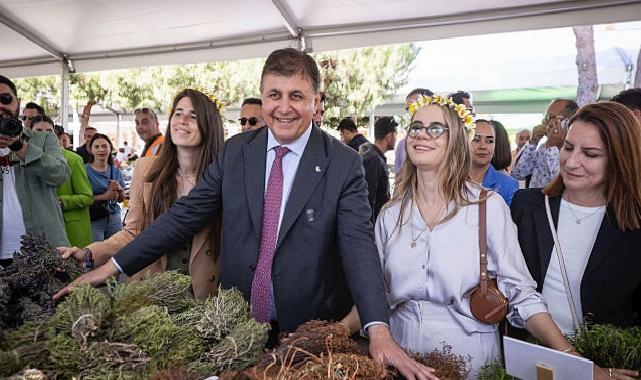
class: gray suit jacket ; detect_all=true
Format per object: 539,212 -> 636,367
115,125 -> 389,331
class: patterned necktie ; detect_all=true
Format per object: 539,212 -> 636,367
251,145 -> 290,322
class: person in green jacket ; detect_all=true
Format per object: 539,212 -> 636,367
31,116 -> 94,247
0,76 -> 70,266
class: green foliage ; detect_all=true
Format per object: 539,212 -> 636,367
12,44 -> 418,124
478,361 -> 518,380
315,44 -> 419,127
568,324 -> 641,371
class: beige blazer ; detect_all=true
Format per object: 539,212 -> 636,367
87,156 -> 219,300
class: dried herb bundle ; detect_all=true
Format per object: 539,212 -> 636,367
200,318 -> 270,373
0,236 -> 83,330
256,320 -> 359,369
2,270 -> 268,379
398,344 -> 470,380
293,352 -> 387,379
0,322 -> 49,377
78,341 -> 150,379
196,287 -> 252,342
568,324 -> 641,371
109,271 -> 196,316
111,305 -> 204,370
47,284 -> 111,348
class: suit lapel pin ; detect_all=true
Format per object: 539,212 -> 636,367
315,166 -> 321,173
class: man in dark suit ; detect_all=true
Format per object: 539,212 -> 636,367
56,48 -> 436,379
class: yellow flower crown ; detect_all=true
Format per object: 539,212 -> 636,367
166,89 -> 227,117
202,90 -> 226,114
407,95 -> 474,127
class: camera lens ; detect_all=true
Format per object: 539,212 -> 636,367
0,116 -> 24,137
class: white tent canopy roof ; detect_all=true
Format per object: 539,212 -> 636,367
2,0 -> 641,77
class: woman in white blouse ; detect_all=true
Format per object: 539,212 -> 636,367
341,96 -> 624,380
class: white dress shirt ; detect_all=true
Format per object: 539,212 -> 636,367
376,184 -> 548,330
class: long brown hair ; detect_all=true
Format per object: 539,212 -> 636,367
544,101 -> 641,230
388,103 -> 473,233
141,89 -> 225,253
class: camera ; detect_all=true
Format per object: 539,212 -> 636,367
0,115 -> 23,137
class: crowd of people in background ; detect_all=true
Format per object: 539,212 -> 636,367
2,49 -> 641,379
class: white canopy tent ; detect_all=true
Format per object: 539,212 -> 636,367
3,0 -> 641,76
2,0 -> 641,127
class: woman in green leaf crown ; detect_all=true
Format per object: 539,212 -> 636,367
59,89 -> 224,301
511,102 -> 641,380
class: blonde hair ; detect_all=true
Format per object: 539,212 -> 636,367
387,103 -> 473,234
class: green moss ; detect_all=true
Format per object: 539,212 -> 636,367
47,284 -> 111,349
568,324 -> 641,371
478,361 -> 518,380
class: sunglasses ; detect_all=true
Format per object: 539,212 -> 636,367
407,121 -> 449,139
0,93 -> 14,105
239,117 -> 259,126
22,115 -> 34,121
134,107 -> 158,119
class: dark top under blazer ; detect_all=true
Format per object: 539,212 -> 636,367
510,188 -> 641,328
114,125 -> 388,331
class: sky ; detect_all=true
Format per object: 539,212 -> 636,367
400,20 -> 641,133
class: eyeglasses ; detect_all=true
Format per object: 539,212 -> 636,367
543,113 -> 565,124
0,93 -> 14,105
22,115 -> 34,121
407,121 -> 449,139
239,117 -> 259,126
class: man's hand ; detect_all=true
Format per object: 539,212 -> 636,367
0,134 -> 28,159
57,246 -> 85,262
529,124 -> 547,145
545,126 -> 566,148
368,324 -> 439,380
53,259 -> 119,300
0,133 -> 19,149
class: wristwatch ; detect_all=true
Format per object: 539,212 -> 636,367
83,248 -> 94,271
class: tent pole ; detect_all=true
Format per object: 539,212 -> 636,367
61,61 -> 70,132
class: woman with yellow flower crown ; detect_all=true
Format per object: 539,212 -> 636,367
58,89 -> 224,300
341,95 -> 605,379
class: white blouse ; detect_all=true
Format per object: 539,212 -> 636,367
375,185 -> 548,330
542,199 -> 605,334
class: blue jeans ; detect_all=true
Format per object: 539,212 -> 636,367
91,213 -> 123,242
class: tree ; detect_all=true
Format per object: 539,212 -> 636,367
13,44 -> 418,127
314,44 -> 419,127
573,26 -> 599,106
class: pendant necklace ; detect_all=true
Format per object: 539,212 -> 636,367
410,223 -> 428,248
565,202 -> 603,225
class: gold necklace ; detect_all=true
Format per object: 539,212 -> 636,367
410,222 -> 428,248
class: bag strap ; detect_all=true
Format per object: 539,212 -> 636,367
544,195 -> 581,331
479,189 -> 489,295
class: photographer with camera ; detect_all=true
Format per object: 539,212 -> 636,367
0,75 -> 70,266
